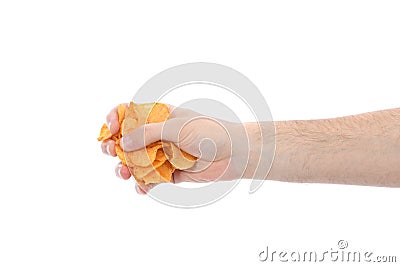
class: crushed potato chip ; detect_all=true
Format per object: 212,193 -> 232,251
132,164 -> 154,178
164,142 -> 197,170
98,102 -> 197,185
115,144 -> 126,166
121,117 -> 137,136
154,149 -> 167,163
140,170 -> 165,184
139,161 -> 174,185
147,103 -> 170,123
97,123 -> 112,141
125,143 -> 162,167
117,104 -> 126,125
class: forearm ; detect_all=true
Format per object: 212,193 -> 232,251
244,108 -> 400,187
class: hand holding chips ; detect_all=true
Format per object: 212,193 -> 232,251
98,102 -> 197,185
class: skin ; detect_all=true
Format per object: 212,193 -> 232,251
101,106 -> 400,194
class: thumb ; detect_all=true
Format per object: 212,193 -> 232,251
121,118 -> 186,152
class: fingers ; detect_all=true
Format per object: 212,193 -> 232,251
114,163 -> 155,195
121,122 -> 164,151
121,119 -> 186,152
105,103 -> 205,195
135,183 -> 155,195
106,103 -> 128,135
101,140 -> 116,157
115,163 -> 131,180
102,103 -> 129,156
135,184 -> 146,194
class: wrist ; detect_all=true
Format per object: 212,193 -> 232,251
237,122 -> 276,179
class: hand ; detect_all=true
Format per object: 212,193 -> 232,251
101,103 -> 248,194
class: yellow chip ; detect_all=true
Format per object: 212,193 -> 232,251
133,103 -> 153,126
148,141 -> 161,147
155,160 -> 174,182
133,103 -> 170,125
151,149 -> 168,169
125,142 -> 162,167
132,164 -> 154,178
141,170 -> 166,184
126,102 -> 138,120
121,117 -> 138,136
117,104 -> 126,125
98,102 -> 197,185
133,148 -> 167,178
148,103 -> 170,123
155,148 -> 167,162
141,160 -> 174,184
152,158 -> 166,169
164,142 -> 197,170
128,166 -> 146,186
115,144 -> 126,165
97,123 -> 112,141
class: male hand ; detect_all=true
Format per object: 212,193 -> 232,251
101,104 -> 247,194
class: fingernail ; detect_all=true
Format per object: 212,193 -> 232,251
115,163 -> 123,179
117,167 -> 123,179
106,144 -> 111,155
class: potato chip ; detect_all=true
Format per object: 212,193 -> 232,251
148,141 -> 162,147
181,149 -> 197,161
132,103 -> 170,125
164,142 -> 197,170
151,150 -> 167,168
128,166 -> 146,186
152,158 -> 166,169
126,102 -> 138,120
148,103 -> 170,123
141,170 -> 166,185
133,103 -> 153,126
140,161 -> 174,184
124,142 -> 162,167
99,101 -> 196,185
115,143 -> 126,165
155,160 -> 174,182
155,148 -> 167,162
97,123 -> 112,141
121,117 -> 138,136
127,149 -> 172,183
117,104 -> 126,124
132,147 -> 168,177
132,164 -> 154,178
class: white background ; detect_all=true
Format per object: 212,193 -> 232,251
1,1 -> 399,266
